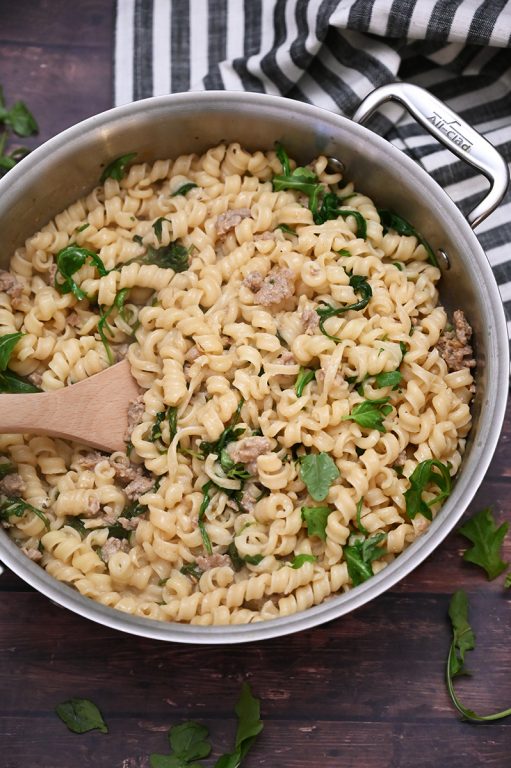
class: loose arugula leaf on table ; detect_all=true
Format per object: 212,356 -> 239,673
316,274 -> 372,342
301,506 -> 332,540
378,209 -> 438,267
0,496 -> 49,528
100,152 -> 137,183
300,452 -> 340,501
54,245 -> 109,301
404,459 -> 452,521
505,573 -> 511,588
171,182 -> 198,197
295,366 -> 316,397
290,553 -> 316,568
214,683 -> 264,768
342,397 -> 392,433
0,86 -> 38,178
150,721 -> 212,767
55,698 -> 108,734
458,507 -> 509,580
344,533 -> 387,587
446,591 -> 511,722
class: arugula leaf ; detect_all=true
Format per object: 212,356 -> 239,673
199,399 -> 245,458
378,209 -> 438,267
356,498 -> 368,535
301,506 -> 331,540
180,562 -> 203,580
55,698 -> 108,734
290,553 -> 316,568
0,99 -> 38,137
0,332 -> 23,371
404,459 -> 452,521
374,370 -> 402,389
168,721 -> 211,762
65,516 -> 87,537
447,590 -> 475,678
0,496 -> 49,528
0,461 -> 15,479
295,367 -> 316,397
342,397 -> 392,433
150,406 -> 178,445
316,274 -> 372,341
459,508 -> 508,580
300,452 -> 339,502
198,481 -> 214,554
505,573 -> 511,589
54,245 -> 108,301
97,288 -> 130,364
214,683 -> 263,768
315,196 -> 367,238
344,533 -> 386,586
100,152 -> 137,183
152,217 -> 171,243
446,591 -> 511,722
219,450 -> 251,482
277,224 -> 296,235
228,542 -> 263,570
0,368 -> 41,394
172,182 -> 198,197
143,242 -> 190,272
275,143 -> 291,176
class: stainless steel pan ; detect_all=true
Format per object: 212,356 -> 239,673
0,83 -> 508,643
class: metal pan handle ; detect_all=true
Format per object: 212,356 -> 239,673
352,82 -> 509,230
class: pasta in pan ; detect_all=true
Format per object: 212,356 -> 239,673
0,143 -> 474,625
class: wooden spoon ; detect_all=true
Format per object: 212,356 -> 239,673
0,360 -> 141,452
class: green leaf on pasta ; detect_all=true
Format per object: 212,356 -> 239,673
300,452 -> 339,501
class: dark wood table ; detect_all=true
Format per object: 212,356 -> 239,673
1,3 -> 510,766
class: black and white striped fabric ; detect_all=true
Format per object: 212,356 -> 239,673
115,0 -> 511,344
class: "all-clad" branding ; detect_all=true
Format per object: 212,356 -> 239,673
427,112 -> 473,152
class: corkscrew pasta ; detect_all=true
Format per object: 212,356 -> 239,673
0,143 -> 474,626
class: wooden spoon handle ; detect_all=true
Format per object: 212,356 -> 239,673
0,361 -> 140,452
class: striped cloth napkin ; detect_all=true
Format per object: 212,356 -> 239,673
115,0 -> 511,347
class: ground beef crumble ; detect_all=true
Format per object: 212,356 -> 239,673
228,436 -> 271,465
100,537 -> 129,563
0,473 -> 26,496
301,307 -> 319,334
124,394 -> 145,442
196,553 -> 232,571
0,270 -> 23,299
244,268 -> 295,306
216,208 -> 252,237
436,310 -> 475,372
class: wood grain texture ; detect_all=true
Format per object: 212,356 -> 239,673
0,2 -> 510,767
0,360 -> 140,451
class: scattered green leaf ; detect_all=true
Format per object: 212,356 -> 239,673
290,554 -> 316,568
213,683 -> 263,768
295,367 -> 316,397
301,506 -> 331,540
0,332 -> 24,371
54,245 -> 108,301
342,397 -> 392,433
55,698 -> 108,734
100,152 -> 137,183
0,496 -> 49,528
0,368 -> 41,393
172,182 -> 198,197
378,209 -> 438,267
300,452 -> 339,501
316,274 -> 372,342
374,370 -> 402,389
356,498 -> 368,535
404,459 -> 452,521
459,508 -> 508,581
344,533 -> 386,586
446,591 -> 511,722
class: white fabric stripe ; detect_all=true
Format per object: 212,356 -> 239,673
448,0 -> 487,44
489,2 -> 511,46
426,43 -> 465,66
189,0 -> 210,90
152,0 -> 171,96
444,68 -> 511,113
499,280 -> 511,302
274,0 -> 305,83
217,0 -> 246,90
243,0 -> 281,94
366,0 -> 400,37
487,243 -> 511,267
318,44 -> 376,102
339,29 -> 401,78
115,0 -> 136,106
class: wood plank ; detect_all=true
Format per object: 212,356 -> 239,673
0,0 -> 114,48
